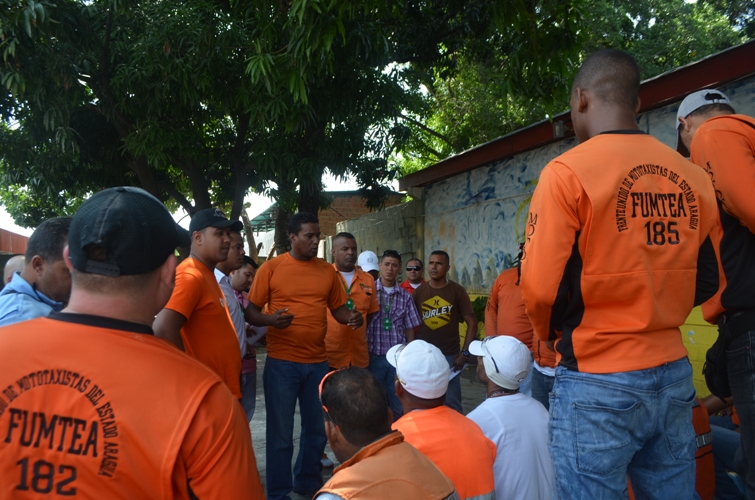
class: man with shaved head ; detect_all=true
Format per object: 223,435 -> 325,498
521,49 -> 722,498
3,255 -> 24,285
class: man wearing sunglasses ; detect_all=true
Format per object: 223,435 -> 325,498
467,335 -> 553,500
315,367 -> 459,500
399,258 -> 425,295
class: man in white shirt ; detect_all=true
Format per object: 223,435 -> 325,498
467,335 -> 554,500
214,228 -> 247,359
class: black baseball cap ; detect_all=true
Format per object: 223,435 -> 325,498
189,208 -> 243,233
68,186 -> 190,277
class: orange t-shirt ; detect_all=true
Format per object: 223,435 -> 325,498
392,406 -> 496,500
325,266 -> 379,368
0,313 -> 264,499
249,253 -> 347,363
165,258 -> 241,398
690,114 -> 755,323
521,132 -> 720,373
485,267 -> 533,349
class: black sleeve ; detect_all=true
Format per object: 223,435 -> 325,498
695,235 -> 719,306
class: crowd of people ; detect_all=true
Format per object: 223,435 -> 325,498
0,47 -> 753,500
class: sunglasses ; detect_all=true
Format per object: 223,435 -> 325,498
319,369 -> 341,427
392,343 -> 408,386
480,337 -> 500,374
405,266 -> 422,271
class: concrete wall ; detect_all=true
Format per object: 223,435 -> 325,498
336,199 -> 424,265
423,76 -> 755,294
420,75 -> 755,396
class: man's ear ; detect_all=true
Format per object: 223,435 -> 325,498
30,255 -> 46,278
575,87 -> 589,113
678,115 -> 692,134
634,95 -> 642,115
62,246 -> 73,272
394,380 -> 405,398
160,254 -> 178,289
325,419 -> 341,448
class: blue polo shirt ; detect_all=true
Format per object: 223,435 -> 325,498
0,272 -> 63,327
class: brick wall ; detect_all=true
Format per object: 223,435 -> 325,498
318,193 -> 403,237
336,199 -> 424,266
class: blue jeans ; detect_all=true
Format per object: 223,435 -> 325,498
549,358 -> 697,499
727,330 -> 755,499
263,357 -> 329,500
368,354 -> 403,420
518,360 -> 533,396
445,355 -> 463,414
240,371 -> 256,422
531,366 -> 555,410
712,424 -> 746,500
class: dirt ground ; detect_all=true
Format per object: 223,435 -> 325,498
249,348 -> 487,499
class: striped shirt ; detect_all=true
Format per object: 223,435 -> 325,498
367,279 -> 422,355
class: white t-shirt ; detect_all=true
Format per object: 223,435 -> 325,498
340,270 -> 356,287
409,281 -> 422,289
467,393 -> 553,500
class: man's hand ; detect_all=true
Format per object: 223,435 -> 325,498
268,308 -> 295,329
347,310 -> 363,328
453,352 -> 467,371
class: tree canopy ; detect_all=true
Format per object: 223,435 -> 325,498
0,0 -> 583,232
396,0 -> 751,174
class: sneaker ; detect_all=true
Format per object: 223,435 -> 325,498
320,453 -> 334,468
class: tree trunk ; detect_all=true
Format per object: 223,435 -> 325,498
273,206 -> 293,255
241,208 -> 259,262
297,167 -> 323,215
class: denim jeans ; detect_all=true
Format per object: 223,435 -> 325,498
711,423 -> 746,500
263,357 -> 329,500
445,354 -> 463,414
368,353 -> 403,420
549,358 -> 697,499
531,366 -> 555,410
726,330 -> 755,499
240,371 -> 256,422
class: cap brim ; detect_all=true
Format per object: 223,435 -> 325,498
386,344 -> 402,368
210,219 -> 244,232
361,264 -> 379,272
468,340 -> 484,357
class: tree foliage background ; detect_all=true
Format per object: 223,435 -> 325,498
396,0 -> 752,174
0,0 -> 751,234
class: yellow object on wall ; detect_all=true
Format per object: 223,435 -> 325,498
461,300 -> 718,397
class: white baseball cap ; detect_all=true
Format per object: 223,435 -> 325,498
469,336 -> 531,390
675,89 -> 731,156
386,340 -> 450,399
358,250 -> 379,272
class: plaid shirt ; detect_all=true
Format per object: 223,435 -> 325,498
367,279 -> 422,355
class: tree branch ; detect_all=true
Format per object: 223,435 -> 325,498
398,113 -> 455,148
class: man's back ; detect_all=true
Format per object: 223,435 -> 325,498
317,432 -> 459,500
165,257 -> 241,398
522,133 -> 720,373
485,267 -> 533,348
392,406 -> 496,500
467,394 -> 553,500
0,314 -> 263,499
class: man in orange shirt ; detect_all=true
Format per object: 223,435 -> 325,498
677,88 -> 755,498
325,232 -> 379,370
246,212 -> 363,500
521,49 -> 721,498
0,186 -> 264,499
153,208 -> 244,399
315,367 -> 459,500
389,340 -> 496,500
399,258 -> 425,294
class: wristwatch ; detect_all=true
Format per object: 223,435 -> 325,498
461,350 -> 470,358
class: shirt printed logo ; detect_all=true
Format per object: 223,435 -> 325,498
421,296 -> 453,330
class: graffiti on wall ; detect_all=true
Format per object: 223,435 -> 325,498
422,77 -> 755,294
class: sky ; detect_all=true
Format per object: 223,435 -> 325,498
0,172 -> 372,235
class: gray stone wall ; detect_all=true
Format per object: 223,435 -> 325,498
336,200 -> 424,266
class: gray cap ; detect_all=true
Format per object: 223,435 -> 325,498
675,89 -> 731,156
